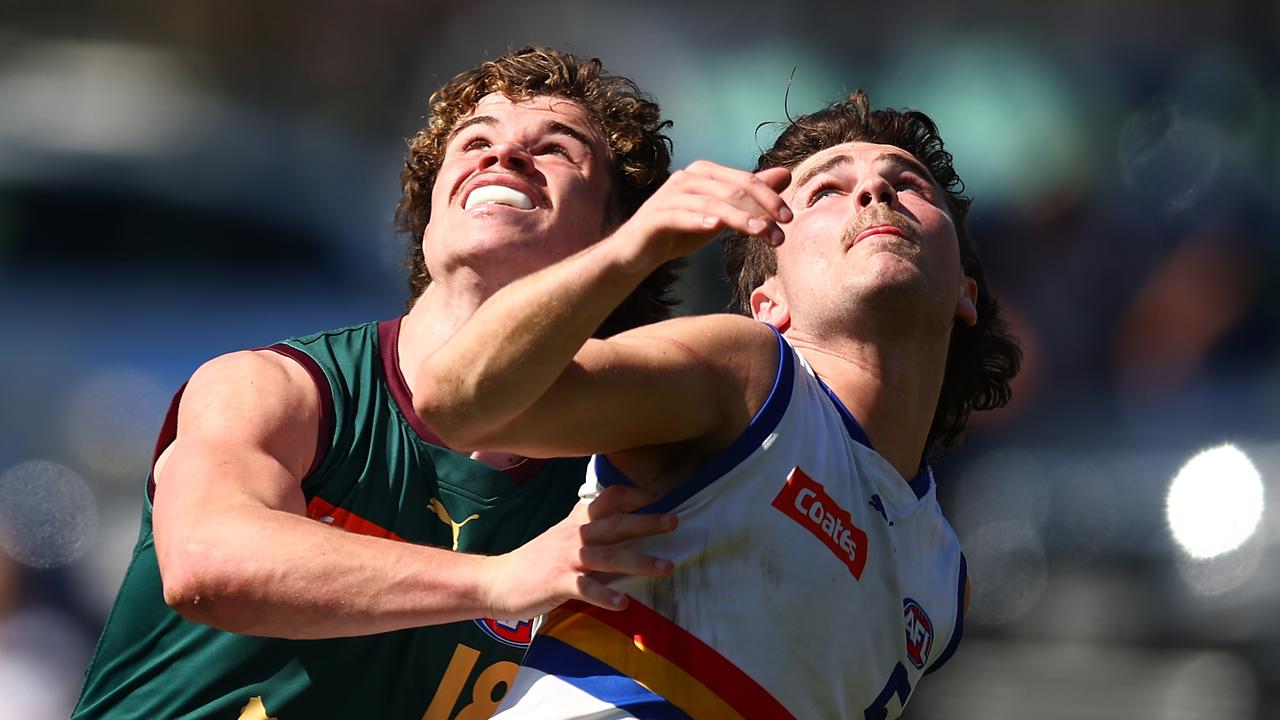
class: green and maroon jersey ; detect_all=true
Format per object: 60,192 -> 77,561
74,318 -> 585,719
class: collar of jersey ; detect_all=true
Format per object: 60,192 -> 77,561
810,356 -> 933,502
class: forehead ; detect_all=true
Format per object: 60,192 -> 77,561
795,141 -> 917,170
786,141 -> 931,190
453,93 -> 605,143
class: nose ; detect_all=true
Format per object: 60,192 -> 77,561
478,142 -> 534,175
855,175 -> 896,210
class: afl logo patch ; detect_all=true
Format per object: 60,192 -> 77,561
903,598 -> 934,670
474,617 -> 535,648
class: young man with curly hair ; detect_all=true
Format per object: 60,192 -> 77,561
73,47 -> 680,720
419,90 -> 1020,719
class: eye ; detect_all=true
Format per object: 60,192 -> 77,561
536,142 -> 571,158
808,185 -> 843,206
461,137 -> 490,152
894,174 -> 932,197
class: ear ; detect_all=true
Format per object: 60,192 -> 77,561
955,275 -> 978,327
750,276 -> 791,331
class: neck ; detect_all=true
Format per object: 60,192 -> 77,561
398,279 -> 532,465
785,325 -> 948,480
398,275 -> 496,396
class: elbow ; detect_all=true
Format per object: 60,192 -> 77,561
158,545 -> 244,629
161,576 -> 214,625
413,380 -> 490,451
160,564 -> 215,623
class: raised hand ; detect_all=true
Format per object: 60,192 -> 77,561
613,161 -> 792,266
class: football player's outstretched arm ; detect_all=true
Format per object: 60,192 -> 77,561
415,162 -> 792,459
152,351 -> 675,638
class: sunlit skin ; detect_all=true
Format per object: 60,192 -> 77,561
755,141 -> 976,341
751,141 -> 978,477
401,93 -> 618,383
404,114 -> 994,713
148,88 -> 679,641
403,94 -> 619,464
420,93 -> 615,312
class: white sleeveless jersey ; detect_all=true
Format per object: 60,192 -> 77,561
494,328 -> 967,719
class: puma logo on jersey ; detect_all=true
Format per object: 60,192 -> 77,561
771,466 -> 868,580
428,497 -> 480,551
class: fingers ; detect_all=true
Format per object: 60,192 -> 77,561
651,187 -> 782,245
574,485 -> 676,610
581,506 -> 677,545
586,484 -> 657,519
571,552 -> 672,611
682,160 -> 792,224
579,543 -> 673,578
573,575 -> 631,610
663,161 -> 791,244
754,166 -> 792,193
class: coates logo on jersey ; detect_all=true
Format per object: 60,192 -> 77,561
771,466 -> 868,580
474,618 -> 535,648
903,598 -> 934,669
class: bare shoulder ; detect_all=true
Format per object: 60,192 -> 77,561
171,349 -> 321,479
610,313 -> 778,370
600,315 -> 783,490
184,349 -> 319,427
607,313 -> 781,418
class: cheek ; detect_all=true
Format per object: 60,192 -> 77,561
564,180 -> 611,231
428,173 -> 455,212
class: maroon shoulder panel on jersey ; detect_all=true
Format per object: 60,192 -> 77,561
146,382 -> 187,502
146,344 -> 336,503
377,317 -> 549,485
263,343 -> 336,479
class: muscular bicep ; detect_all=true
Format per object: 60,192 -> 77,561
479,316 -> 780,458
152,350 -> 322,547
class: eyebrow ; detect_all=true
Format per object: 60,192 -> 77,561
447,116 -> 595,153
791,151 -> 937,193
544,120 -> 594,151
448,115 -> 498,140
875,152 -> 935,183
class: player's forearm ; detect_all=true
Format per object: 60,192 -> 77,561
415,232 -> 660,449
159,506 -> 499,639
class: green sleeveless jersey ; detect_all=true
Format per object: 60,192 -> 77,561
73,319 -> 586,719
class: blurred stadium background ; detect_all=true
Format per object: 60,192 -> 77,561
1,1 -> 1277,717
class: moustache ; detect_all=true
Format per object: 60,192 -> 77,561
842,207 -> 919,248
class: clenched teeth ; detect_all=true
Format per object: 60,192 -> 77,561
464,185 -> 534,210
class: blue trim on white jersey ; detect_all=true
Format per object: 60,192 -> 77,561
923,552 -> 966,676
814,372 -> 932,501
815,375 -> 874,450
524,637 -> 694,719
907,466 -> 933,502
594,324 -> 796,515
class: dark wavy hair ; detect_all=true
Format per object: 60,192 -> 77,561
725,90 -> 1021,455
394,46 -> 681,336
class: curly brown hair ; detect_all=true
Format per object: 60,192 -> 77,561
394,46 -> 681,336
724,90 -> 1021,456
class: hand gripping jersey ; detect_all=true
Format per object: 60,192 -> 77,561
73,319 -> 584,720
494,327 -> 967,720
